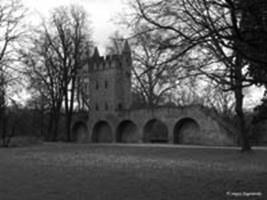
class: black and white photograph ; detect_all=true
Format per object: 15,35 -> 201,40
0,0 -> 266,199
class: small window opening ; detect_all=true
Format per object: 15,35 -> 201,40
105,80 -> 108,89
95,81 -> 99,90
118,103 -> 123,110
105,103 -> 109,110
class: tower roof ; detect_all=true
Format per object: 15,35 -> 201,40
92,47 -> 100,58
122,40 -> 131,54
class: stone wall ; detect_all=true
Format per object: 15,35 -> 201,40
74,105 -> 236,146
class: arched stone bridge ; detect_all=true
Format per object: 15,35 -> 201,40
72,105 -> 236,146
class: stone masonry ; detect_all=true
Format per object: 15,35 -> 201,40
72,41 -> 237,146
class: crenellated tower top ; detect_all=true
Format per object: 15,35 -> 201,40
87,40 -> 132,113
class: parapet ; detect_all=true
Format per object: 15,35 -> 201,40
88,46 -> 130,72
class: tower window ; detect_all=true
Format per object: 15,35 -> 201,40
95,103 -> 99,111
95,81 -> 99,90
118,103 -> 123,110
104,80 -> 108,89
105,102 -> 109,110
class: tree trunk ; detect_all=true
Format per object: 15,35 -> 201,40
66,77 -> 76,142
0,96 -> 8,147
47,112 -> 53,141
234,55 -> 251,152
234,87 -> 251,151
47,106 -> 60,142
52,112 -> 60,141
66,112 -> 72,142
40,109 -> 44,138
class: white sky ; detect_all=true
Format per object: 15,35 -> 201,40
22,0 -> 126,53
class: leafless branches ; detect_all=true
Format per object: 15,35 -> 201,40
0,0 -> 26,146
124,0 -> 265,150
22,5 -> 93,141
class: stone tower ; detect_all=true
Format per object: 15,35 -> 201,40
88,41 -> 132,113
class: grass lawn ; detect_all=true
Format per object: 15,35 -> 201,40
0,143 -> 266,200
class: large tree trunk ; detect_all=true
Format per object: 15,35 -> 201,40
234,55 -> 251,152
234,87 -> 251,151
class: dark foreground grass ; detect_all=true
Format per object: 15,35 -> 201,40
0,143 -> 266,200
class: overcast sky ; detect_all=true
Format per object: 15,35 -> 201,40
22,0 -> 126,53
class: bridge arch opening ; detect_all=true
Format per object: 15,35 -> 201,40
72,121 -> 88,142
116,120 -> 138,143
173,118 -> 200,144
143,119 -> 168,143
92,121 -> 113,143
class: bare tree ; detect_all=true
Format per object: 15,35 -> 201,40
23,5 -> 93,141
50,5 -> 93,141
202,83 -> 236,116
22,32 -> 65,141
116,25 -> 199,107
126,0 -> 265,151
0,0 -> 26,146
